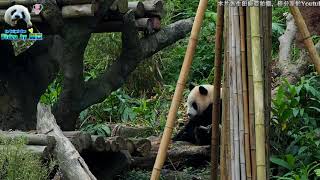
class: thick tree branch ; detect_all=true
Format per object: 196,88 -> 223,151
80,18 -> 193,111
52,23 -> 91,130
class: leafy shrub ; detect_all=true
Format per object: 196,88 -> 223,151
271,74 -> 320,178
0,136 -> 55,180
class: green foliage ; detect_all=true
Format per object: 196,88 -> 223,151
271,74 -> 320,178
40,76 -> 62,106
80,85 -> 180,134
0,136 -> 55,180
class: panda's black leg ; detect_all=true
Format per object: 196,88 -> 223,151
172,121 -> 197,144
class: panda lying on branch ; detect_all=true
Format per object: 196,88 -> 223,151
173,83 -> 222,145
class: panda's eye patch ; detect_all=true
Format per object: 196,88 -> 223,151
192,102 -> 198,110
11,9 -> 17,16
21,12 -> 25,19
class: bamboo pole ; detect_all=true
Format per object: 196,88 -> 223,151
211,2 -> 224,180
246,7 -> 257,180
225,7 -> 231,180
150,0 -> 208,179
250,6 -> 266,180
289,6 -> 320,74
240,7 -> 252,180
231,7 -> 241,180
228,7 -> 235,180
234,6 -> 246,180
261,7 -> 272,179
220,5 -> 229,180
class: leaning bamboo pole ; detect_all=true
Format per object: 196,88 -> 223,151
250,6 -> 266,180
211,2 -> 224,180
150,0 -> 208,179
246,7 -> 257,180
239,7 -> 252,180
289,6 -> 320,74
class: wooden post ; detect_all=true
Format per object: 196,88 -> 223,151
150,0 -> 208,179
250,6 -> 266,180
289,6 -> 320,74
211,1 -> 224,180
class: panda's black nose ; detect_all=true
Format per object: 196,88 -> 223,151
14,15 -> 20,19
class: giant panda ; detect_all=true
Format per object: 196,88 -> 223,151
173,83 -> 222,145
4,5 -> 32,28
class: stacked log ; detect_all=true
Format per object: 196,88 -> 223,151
0,0 -> 164,33
0,130 -> 56,159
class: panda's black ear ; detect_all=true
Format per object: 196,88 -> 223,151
199,86 -> 208,95
189,83 -> 196,91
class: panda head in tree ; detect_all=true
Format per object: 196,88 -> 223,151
4,5 -> 32,28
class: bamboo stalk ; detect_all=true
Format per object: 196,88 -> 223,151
246,7 -> 257,180
250,6 -> 266,180
234,6 -> 246,180
150,0 -> 208,179
231,7 -> 241,180
224,6 -> 231,180
240,7 -> 252,180
261,7 -> 272,179
289,6 -> 320,74
211,2 -> 224,179
228,7 -> 235,180
220,5 -> 229,180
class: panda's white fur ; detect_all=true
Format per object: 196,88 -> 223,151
187,84 -> 214,119
4,5 -> 32,28
187,84 -> 224,119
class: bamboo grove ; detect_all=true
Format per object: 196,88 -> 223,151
214,5 -> 272,180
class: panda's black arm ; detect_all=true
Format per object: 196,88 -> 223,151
172,121 -> 197,143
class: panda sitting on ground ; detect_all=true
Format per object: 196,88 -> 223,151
173,83 -> 222,145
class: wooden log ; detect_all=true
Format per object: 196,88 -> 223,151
105,140 -> 111,151
110,0 -> 128,13
91,135 -> 106,152
125,139 -> 135,154
0,131 -> 56,147
63,131 -> 92,153
130,138 -> 151,157
136,18 -> 153,33
143,0 -> 164,17
109,124 -> 154,138
106,139 -> 120,152
107,136 -> 126,150
61,4 -> 97,18
0,145 -> 50,157
151,17 -> 161,30
36,103 -> 97,180
132,143 -> 210,169
0,0 -> 94,7
128,1 -> 145,17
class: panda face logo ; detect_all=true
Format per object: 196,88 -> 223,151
4,5 -> 32,28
